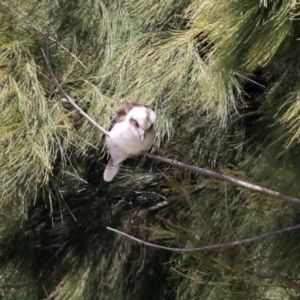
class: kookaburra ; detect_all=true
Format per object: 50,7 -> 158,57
103,102 -> 156,182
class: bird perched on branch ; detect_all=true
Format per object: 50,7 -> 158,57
103,102 -> 157,182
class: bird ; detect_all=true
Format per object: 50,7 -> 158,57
103,102 -> 157,182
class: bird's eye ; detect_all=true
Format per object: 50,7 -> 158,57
131,118 -> 139,127
130,118 -> 140,128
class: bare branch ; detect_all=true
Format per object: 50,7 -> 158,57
41,49 -> 110,137
143,152 -> 300,206
41,49 -> 300,207
107,223 -> 300,252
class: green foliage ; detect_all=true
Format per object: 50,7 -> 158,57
1,0 -> 300,299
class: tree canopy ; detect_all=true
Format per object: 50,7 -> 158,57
1,0 -> 300,299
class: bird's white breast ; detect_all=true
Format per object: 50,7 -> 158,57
106,122 -> 155,164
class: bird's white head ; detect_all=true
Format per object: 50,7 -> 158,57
126,106 -> 156,142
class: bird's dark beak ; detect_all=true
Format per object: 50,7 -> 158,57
138,130 -> 146,142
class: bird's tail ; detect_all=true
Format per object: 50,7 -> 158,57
103,158 -> 120,182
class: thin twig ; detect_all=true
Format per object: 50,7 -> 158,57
275,273 -> 300,295
143,152 -> 300,206
137,200 -> 170,217
0,284 -> 30,289
1,2 -> 87,68
41,49 -> 110,137
41,49 -> 300,207
107,223 -> 300,252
